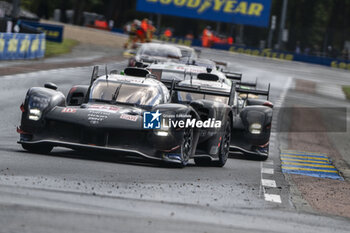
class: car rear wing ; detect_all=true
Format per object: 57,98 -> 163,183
222,71 -> 242,82
169,79 -> 236,106
222,71 -> 257,88
161,79 -> 180,89
236,78 -> 257,88
236,83 -> 270,100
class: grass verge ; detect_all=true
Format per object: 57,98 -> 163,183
45,39 -> 79,57
342,86 -> 350,100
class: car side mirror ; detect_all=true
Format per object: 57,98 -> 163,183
44,82 -> 58,90
110,70 -> 119,74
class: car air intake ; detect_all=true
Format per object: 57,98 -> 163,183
124,68 -> 150,77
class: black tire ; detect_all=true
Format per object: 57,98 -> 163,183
22,144 -> 53,154
179,127 -> 194,167
194,119 -> 232,167
212,119 -> 231,167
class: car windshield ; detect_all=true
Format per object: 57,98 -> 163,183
157,70 -> 231,87
161,71 -> 188,80
179,49 -> 193,58
138,45 -> 181,58
194,60 -> 216,69
91,80 -> 162,107
177,91 -> 229,104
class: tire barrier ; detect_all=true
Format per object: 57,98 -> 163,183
0,32 -> 45,60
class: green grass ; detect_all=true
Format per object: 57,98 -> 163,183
342,86 -> 350,100
45,39 -> 79,57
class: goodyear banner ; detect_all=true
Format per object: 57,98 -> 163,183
21,20 -> 64,43
137,0 -> 272,27
0,33 -> 46,60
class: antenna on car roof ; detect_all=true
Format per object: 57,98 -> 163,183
105,65 -> 108,81
186,56 -> 190,65
190,72 -> 193,86
169,79 -> 176,98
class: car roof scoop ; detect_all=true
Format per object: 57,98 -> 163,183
197,73 -> 219,82
44,82 -> 58,90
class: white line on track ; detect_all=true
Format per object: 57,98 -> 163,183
261,167 -> 274,175
261,179 -> 277,188
260,76 -> 292,204
263,160 -> 274,165
260,162 -> 281,203
264,193 -> 282,203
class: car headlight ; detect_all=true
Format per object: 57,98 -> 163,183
154,131 -> 169,136
28,108 -> 42,121
249,123 -> 262,134
154,113 -> 172,136
155,122 -> 170,136
28,95 -> 50,109
27,94 -> 50,121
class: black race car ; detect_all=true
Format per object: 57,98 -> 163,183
148,63 -> 273,160
17,67 -> 233,167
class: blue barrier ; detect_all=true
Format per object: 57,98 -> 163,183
226,45 -> 350,70
111,28 -> 125,34
152,35 -> 350,70
20,20 -> 64,43
0,33 -> 46,60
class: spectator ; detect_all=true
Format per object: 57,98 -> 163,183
124,19 -> 140,49
185,31 -> 194,40
304,46 -> 310,55
164,28 -> 172,38
341,49 -> 349,60
138,18 -> 150,43
227,36 -> 234,45
295,41 -> 301,54
146,21 -> 156,42
202,26 -> 212,48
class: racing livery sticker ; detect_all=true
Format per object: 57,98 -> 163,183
143,110 -> 161,129
88,105 -> 120,113
120,114 -> 138,122
87,111 -> 110,125
61,108 -> 77,113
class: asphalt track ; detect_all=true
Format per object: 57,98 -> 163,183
0,49 -> 350,233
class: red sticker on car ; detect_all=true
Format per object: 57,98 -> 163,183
61,108 -> 76,113
120,114 -> 138,122
89,105 -> 120,113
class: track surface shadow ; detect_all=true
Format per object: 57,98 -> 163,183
229,152 -> 268,161
16,148 -> 197,169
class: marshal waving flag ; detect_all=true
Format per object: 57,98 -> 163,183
136,0 -> 272,27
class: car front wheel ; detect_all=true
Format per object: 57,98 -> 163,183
212,119 -> 231,167
179,127 -> 193,167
